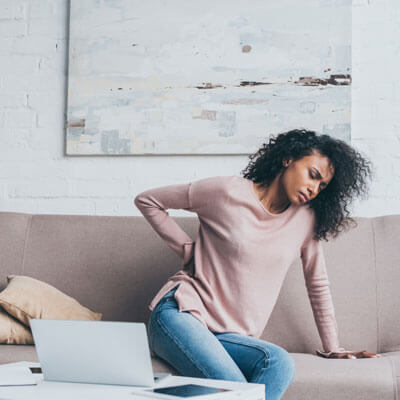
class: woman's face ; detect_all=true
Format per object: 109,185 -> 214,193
281,151 -> 334,206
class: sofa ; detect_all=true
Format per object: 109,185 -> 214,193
0,211 -> 399,400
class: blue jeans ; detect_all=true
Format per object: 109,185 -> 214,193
148,285 -> 296,400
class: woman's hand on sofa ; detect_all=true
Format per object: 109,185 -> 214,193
315,349 -> 382,359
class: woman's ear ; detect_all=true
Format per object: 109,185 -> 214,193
282,158 -> 293,167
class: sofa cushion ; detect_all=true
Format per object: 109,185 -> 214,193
0,345 -> 38,364
0,309 -> 33,344
0,275 -> 102,327
284,352 -> 396,400
152,352 -> 397,400
381,351 -> 400,399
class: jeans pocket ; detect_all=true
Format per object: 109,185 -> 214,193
153,286 -> 179,313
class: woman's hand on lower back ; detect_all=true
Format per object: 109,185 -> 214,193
316,349 -> 382,359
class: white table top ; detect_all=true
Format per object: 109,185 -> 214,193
0,362 -> 265,400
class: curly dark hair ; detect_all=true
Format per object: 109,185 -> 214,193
241,129 -> 373,241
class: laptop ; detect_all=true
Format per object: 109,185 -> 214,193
30,319 -> 171,387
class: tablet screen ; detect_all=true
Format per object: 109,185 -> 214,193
146,384 -> 231,397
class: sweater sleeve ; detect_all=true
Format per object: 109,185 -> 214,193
300,235 -> 343,353
134,182 -> 197,266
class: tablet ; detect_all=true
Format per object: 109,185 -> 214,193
143,384 -> 232,398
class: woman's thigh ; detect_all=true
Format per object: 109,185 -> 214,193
148,287 -> 246,382
214,332 -> 296,399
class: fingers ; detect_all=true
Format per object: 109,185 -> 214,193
336,353 -> 356,359
317,352 -> 356,359
354,350 -> 381,358
315,349 -> 382,359
333,351 -> 382,359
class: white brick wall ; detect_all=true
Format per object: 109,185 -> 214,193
351,0 -> 400,216
0,0 -> 399,217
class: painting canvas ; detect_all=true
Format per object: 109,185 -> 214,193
66,0 -> 351,155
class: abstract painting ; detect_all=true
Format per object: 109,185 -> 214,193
66,0 -> 351,155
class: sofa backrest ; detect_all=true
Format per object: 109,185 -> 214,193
265,215 -> 400,354
0,212 -> 399,354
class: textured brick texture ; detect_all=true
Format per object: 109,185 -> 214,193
0,0 -> 399,217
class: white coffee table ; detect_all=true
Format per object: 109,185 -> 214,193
0,362 -> 265,400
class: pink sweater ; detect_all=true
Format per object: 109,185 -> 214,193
134,175 -> 342,352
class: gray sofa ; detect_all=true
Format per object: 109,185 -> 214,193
0,211 -> 399,400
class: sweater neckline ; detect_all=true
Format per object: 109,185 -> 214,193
245,178 -> 294,217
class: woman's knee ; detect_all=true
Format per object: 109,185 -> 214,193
272,346 -> 296,386
285,351 -> 296,383
255,344 -> 296,386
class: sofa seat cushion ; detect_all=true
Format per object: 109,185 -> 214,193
382,351 -> 400,399
0,345 -> 38,365
149,352 -> 398,400
284,352 -> 396,400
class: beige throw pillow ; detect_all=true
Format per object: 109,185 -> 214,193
0,275 -> 102,327
0,308 -> 34,344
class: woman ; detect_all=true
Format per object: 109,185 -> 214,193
134,129 -> 381,400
